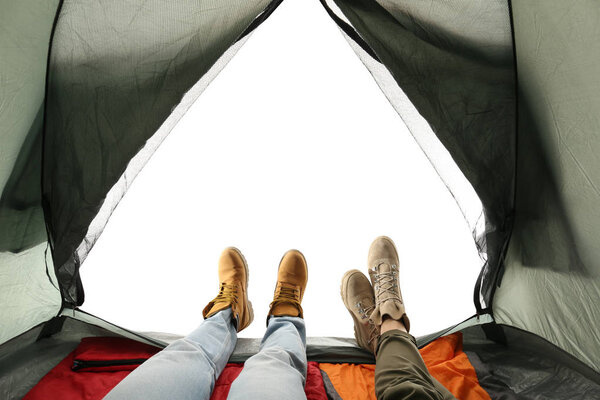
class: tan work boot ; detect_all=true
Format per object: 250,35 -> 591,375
341,269 -> 379,354
368,236 -> 410,332
202,247 -> 254,332
267,249 -> 308,321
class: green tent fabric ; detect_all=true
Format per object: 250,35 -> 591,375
2,0 -> 600,398
0,0 -> 62,346
43,0 -> 273,306
330,0 -> 516,312
494,0 -> 600,370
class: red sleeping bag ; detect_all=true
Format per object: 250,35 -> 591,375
24,337 -> 328,400
24,337 -> 161,400
210,362 -> 327,400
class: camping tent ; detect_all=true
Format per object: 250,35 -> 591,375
1,0 -> 600,398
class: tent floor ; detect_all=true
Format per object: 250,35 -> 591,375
1,316 -> 599,400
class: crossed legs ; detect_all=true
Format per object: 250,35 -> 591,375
342,236 -> 456,400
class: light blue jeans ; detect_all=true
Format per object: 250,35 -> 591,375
103,308 -> 307,400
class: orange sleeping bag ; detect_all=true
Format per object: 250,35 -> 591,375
320,332 -> 490,400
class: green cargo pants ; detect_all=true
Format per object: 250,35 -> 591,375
375,330 -> 456,400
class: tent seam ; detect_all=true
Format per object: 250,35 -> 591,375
40,0 -> 66,316
486,0 -> 520,314
319,0 -> 381,62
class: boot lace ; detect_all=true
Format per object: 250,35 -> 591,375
270,283 -> 302,310
371,264 -> 402,305
212,282 -> 239,306
356,301 -> 378,346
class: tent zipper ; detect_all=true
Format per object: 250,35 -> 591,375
72,358 -> 147,371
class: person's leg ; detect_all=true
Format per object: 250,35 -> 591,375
104,247 -> 254,400
104,309 -> 237,400
369,237 -> 455,400
341,236 -> 456,400
228,249 -> 309,400
228,316 -> 307,400
375,322 -> 455,400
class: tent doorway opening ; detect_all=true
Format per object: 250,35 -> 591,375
80,0 -> 483,339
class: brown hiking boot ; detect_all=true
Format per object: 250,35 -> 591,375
267,249 -> 308,320
202,247 -> 254,332
341,269 -> 379,354
368,236 -> 410,332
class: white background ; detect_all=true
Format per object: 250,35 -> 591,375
81,0 -> 483,339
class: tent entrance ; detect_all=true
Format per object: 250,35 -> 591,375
79,0 -> 483,339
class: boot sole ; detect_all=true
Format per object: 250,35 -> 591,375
340,269 -> 372,352
228,247 -> 254,329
